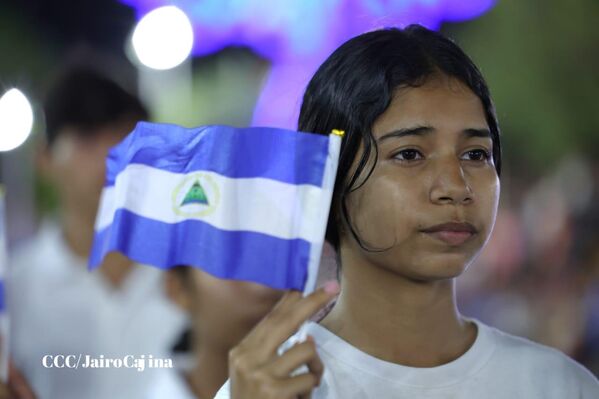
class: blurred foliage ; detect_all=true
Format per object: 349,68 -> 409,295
34,174 -> 59,215
0,4 -> 55,96
444,0 -> 599,173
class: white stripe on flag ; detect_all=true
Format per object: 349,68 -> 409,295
95,165 -> 330,243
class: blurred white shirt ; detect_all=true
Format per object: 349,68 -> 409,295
9,221 -> 187,399
145,367 -> 195,399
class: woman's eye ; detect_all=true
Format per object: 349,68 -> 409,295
394,149 -> 423,161
462,149 -> 490,162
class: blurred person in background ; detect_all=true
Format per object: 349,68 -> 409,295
0,363 -> 36,399
145,248 -> 336,398
7,68 -> 187,399
144,267 -> 283,399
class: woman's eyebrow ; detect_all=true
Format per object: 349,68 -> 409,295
377,126 -> 433,142
463,128 -> 491,138
377,126 -> 492,142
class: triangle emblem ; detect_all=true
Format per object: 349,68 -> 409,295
180,180 -> 209,206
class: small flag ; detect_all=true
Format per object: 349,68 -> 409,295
90,122 -> 342,293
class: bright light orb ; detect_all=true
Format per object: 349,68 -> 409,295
132,6 -> 194,70
0,88 -> 34,152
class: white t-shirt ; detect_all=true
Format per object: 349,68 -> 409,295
145,367 -> 196,399
215,319 -> 599,398
9,222 -> 188,399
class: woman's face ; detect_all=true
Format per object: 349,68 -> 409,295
341,75 -> 500,281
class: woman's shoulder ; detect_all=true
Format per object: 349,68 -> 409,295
476,319 -> 598,388
482,320 -> 577,363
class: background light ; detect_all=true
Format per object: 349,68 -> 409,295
132,6 -> 194,70
0,89 -> 34,152
123,0 -> 496,127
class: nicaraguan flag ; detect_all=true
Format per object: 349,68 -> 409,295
90,122 -> 342,293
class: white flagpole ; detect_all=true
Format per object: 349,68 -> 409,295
302,130 -> 343,296
284,131 -> 342,363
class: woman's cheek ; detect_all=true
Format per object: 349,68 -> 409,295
486,182 -> 501,236
473,174 -> 500,241
348,176 -> 409,248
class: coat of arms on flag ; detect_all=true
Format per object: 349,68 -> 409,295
173,174 -> 220,217
90,122 -> 342,293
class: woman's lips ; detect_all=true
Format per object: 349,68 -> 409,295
421,222 -> 477,246
424,230 -> 474,246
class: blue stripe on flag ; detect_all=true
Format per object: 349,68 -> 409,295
90,209 -> 311,291
105,122 -> 329,187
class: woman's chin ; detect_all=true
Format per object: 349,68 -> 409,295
395,255 -> 472,282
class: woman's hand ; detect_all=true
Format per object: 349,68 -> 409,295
0,362 -> 36,399
229,281 -> 340,399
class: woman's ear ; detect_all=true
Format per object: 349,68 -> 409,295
164,269 -> 192,312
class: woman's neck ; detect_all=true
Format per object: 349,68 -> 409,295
320,251 -> 476,367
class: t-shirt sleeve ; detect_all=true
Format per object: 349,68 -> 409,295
535,343 -> 599,397
564,356 -> 599,398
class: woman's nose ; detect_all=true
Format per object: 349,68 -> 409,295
429,159 -> 474,205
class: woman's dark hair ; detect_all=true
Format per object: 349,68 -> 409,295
298,25 -> 501,252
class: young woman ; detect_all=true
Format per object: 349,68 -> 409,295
216,25 -> 599,398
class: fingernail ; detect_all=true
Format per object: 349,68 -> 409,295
323,280 -> 340,294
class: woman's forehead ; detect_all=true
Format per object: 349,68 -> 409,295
373,76 -> 488,139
